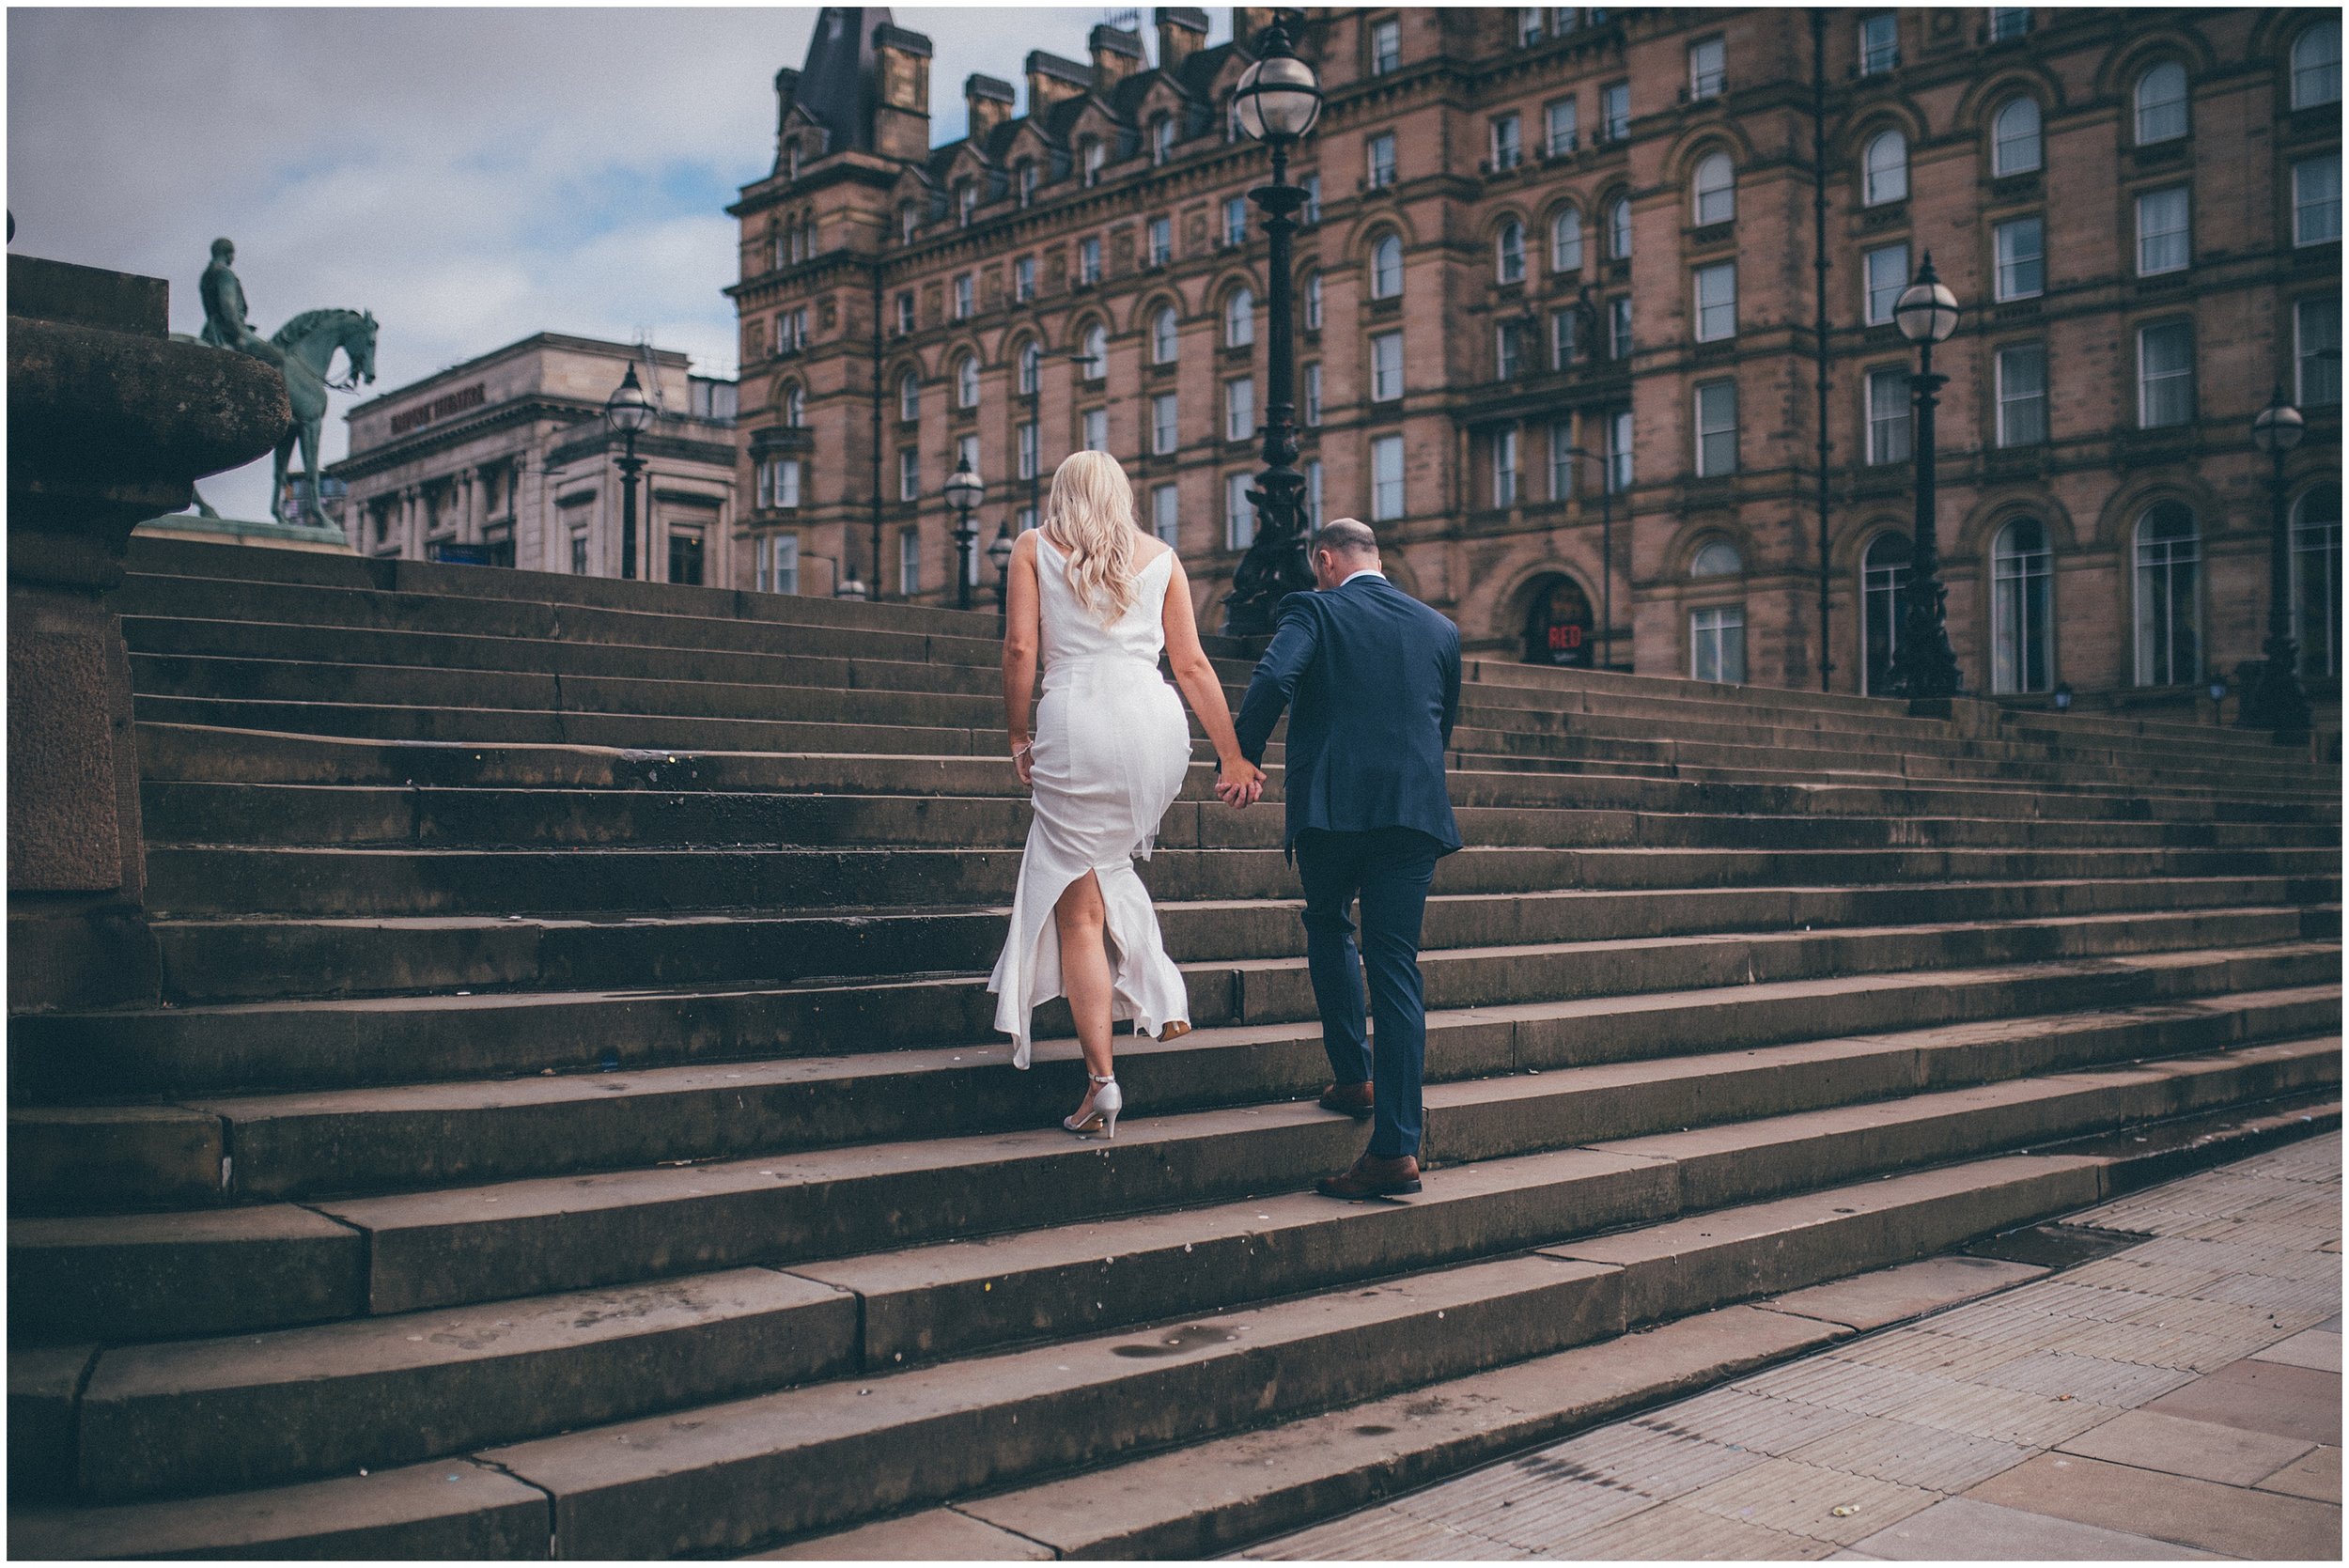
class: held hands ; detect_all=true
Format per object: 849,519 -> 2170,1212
1216,755 -> 1265,809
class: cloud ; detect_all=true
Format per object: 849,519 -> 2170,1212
7,5 -> 1216,520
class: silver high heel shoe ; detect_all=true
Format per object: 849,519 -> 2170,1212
1064,1072 -> 1123,1139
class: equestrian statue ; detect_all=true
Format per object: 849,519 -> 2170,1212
188,238 -> 378,526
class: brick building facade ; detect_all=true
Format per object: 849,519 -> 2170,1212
727,6 -> 2341,709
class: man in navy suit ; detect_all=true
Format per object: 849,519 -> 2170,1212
1227,519 -> 1462,1198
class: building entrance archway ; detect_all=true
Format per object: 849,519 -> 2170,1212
1522,573 -> 1595,666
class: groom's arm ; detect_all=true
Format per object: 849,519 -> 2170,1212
1233,597 -> 1320,765
1439,626 -> 1461,751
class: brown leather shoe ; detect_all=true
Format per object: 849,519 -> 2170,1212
1316,1152 -> 1422,1199
1317,1080 -> 1375,1118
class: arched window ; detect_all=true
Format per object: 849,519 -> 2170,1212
957,180 -> 977,225
2135,61 -> 2188,145
1863,129 -> 1908,206
783,382 -> 806,427
1690,538 -> 1744,577
1081,137 -> 1104,187
1151,114 -> 1175,164
1224,287 -> 1255,348
1152,305 -> 1180,364
955,352 -> 980,409
1992,97 -> 2042,177
1081,321 -> 1108,380
1692,152 -> 1735,225
898,204 -> 918,244
1687,548 -> 1747,685
2294,19 -> 2342,109
1550,204 -> 1584,272
1606,195 -> 1633,259
2293,482 -> 2342,677
2133,502 -> 2201,686
897,368 -> 920,423
1497,219 -> 1526,283
1861,531 -> 1912,695
1304,271 -> 1324,331
1991,517 -> 2055,693
1018,338 -> 1042,395
1370,234 -> 1404,299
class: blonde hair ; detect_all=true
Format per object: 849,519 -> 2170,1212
1041,449 -> 1144,626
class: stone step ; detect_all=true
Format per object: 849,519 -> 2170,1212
136,874 -> 2340,1005
0,1147 -> 2158,1559
33,1024 -> 2334,1502
137,779 -> 2341,857
817,1099 -> 2342,1564
129,723 -> 2343,825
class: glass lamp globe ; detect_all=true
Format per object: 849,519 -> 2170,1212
1233,41 -> 1321,144
603,364 -> 656,435
1893,266 -> 1961,345
987,520 -> 1015,572
2252,392 -> 2307,455
944,459 -> 985,512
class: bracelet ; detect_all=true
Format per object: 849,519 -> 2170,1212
1012,742 -> 1033,758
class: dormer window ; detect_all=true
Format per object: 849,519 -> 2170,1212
1370,17 -> 1401,74
1518,8 -> 1544,46
1082,138 -> 1105,187
1152,115 -> 1174,165
788,143 -> 803,179
957,181 -> 976,226
1018,161 -> 1036,207
898,204 -> 917,244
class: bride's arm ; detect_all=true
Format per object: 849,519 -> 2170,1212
1002,531 -> 1042,784
1160,554 -> 1263,805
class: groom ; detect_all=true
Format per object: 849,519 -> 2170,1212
1227,519 -> 1462,1198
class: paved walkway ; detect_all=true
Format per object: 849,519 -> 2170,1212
1252,1133 -> 2342,1560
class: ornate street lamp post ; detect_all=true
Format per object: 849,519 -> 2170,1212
1221,17 -> 1324,637
603,364 -> 656,581
1885,255 -> 1964,701
988,520 -> 1016,629
833,562 -> 869,601
944,455 -> 985,612
2243,387 -> 2312,741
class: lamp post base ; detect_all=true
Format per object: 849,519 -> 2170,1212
2239,634 -> 2313,744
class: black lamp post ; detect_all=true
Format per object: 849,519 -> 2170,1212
603,364 -> 656,581
833,560 -> 868,600
1022,345 -> 1094,532
1221,17 -> 1324,637
988,520 -> 1015,628
2243,387 -> 2312,741
1885,254 -> 1964,701
945,455 -> 985,612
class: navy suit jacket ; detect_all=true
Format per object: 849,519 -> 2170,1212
1233,572 -> 1463,856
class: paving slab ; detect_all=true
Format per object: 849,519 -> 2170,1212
2253,1326 -> 2343,1372
1964,1451 -> 2342,1560
749,1505 -> 1054,1560
1761,1255 -> 2046,1330
2055,1406 -> 2314,1485
2258,1444 -> 2343,1504
2140,1358 -> 2343,1446
1850,1495 -> 2221,1560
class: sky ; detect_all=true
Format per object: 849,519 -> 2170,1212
8,5 -> 1227,520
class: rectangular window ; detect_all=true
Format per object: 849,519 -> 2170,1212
1017,422 -> 1038,481
1306,458 -> 1325,527
756,456 -> 803,510
767,534 -> 801,595
2297,295 -> 2341,407
1223,195 -> 1248,247
1546,99 -> 1578,156
1148,216 -> 1173,267
2294,153 -> 2341,246
1548,418 -> 1577,500
1688,37 -> 1725,101
1371,17 -> 1401,75
2137,320 -> 2195,427
1368,132 -> 1397,189
1518,8 -> 1544,45
1493,427 -> 1518,506
1690,605 -> 1747,682
953,274 -> 972,319
1496,321 -> 1522,380
1990,8 -> 2030,41
956,432 -> 980,478
898,526 -> 921,596
1491,113 -> 1522,171
1014,256 -> 1035,302
1372,434 -> 1406,520
1018,505 -> 1037,533
1693,262 -> 1736,342
1304,362 -> 1323,427
1151,483 -> 1180,546
1225,472 -> 1255,550
1305,272 -> 1324,330
1550,308 -> 1578,369
1607,407 -> 1633,491
1864,242 -> 1909,326
898,448 -> 919,502
1224,378 -> 1256,442
1609,297 -> 1633,360
1867,368 -> 1913,463
570,532 -> 589,575
1694,380 -> 1737,476
2136,186 -> 2189,276
895,293 -> 914,334
1859,12 -> 1898,74
1083,139 -> 1105,186
1301,174 -> 1322,225
1601,81 -> 1630,140
1079,238 -> 1101,285
1371,330 -> 1405,401
1152,393 -> 1179,456
1083,408 -> 1109,452
1995,342 -> 2047,446
1994,215 -> 2045,301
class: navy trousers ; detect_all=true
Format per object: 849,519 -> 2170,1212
1294,826 -> 1444,1160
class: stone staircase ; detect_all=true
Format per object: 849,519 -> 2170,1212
8,536 -> 2340,1559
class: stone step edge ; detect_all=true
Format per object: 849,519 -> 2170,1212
776,1094 -> 2345,1563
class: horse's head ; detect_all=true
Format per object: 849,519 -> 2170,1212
347,310 -> 379,386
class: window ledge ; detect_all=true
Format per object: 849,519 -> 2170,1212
1987,172 -> 2044,202
2130,140 -> 2192,169
1688,221 -> 1735,250
1859,203 -> 1908,231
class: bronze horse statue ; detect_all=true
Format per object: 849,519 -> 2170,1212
263,307 -> 378,525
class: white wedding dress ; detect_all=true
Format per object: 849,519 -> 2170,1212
988,536 -> 1193,1068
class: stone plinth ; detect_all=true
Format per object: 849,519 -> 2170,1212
8,253 -> 288,1011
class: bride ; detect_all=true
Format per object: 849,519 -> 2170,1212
988,450 -> 1264,1138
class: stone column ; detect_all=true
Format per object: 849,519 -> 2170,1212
8,254 -> 288,1012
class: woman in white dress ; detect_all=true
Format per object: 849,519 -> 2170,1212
988,451 -> 1264,1137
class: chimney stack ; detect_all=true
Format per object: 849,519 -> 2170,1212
965,73 -> 1017,144
1156,7 -> 1209,71
1024,49 -> 1094,116
870,24 -> 933,162
1090,23 -> 1145,91
1234,7 -> 1278,52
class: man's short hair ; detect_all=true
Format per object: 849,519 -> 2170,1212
1312,518 -> 1378,558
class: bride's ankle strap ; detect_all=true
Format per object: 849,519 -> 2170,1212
1089,1072 -> 1116,1084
